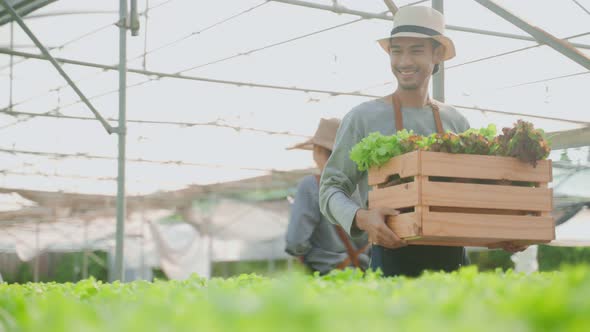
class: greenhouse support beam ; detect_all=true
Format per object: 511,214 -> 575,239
0,0 -> 56,25
0,48 -> 380,98
474,0 -> 590,71
25,10 -> 117,20
0,0 -> 115,134
268,0 -> 590,50
82,220 -> 89,280
0,52 -> 587,125
547,127 -> 590,150
383,0 -> 398,14
9,21 -> 13,111
451,104 -> 590,125
432,0 -> 445,102
114,0 -> 128,282
34,221 -> 39,282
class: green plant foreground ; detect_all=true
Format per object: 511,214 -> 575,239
1,266 -> 590,332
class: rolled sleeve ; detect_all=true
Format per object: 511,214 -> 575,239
319,112 -> 365,238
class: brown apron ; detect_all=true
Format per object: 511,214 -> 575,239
369,93 -> 468,277
320,96 -> 443,272
392,93 -> 444,134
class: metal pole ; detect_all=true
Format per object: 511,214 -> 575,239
0,0 -> 115,134
432,0 -> 445,102
547,127 -> 590,150
142,0 -> 149,70
82,220 -> 89,279
114,0 -> 128,282
0,48 -> 380,99
268,0 -> 590,50
473,0 -> 590,70
3,47 -> 590,101
140,205 -> 145,280
9,21 -> 13,111
130,0 -> 140,36
383,0 -> 398,14
34,221 -> 39,282
0,0 -> 56,26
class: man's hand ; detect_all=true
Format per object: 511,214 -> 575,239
355,208 -> 407,249
488,242 -> 529,253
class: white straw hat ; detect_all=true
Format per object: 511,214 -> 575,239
377,6 -> 456,61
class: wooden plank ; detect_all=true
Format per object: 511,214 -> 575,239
416,175 -> 425,230
429,206 -> 530,215
415,205 -> 424,231
421,212 -> 555,241
408,237 -> 549,247
385,212 -> 421,238
368,151 -> 419,186
537,182 -> 554,220
368,182 -> 419,210
410,237 -> 495,247
422,181 -> 553,212
420,151 -> 552,183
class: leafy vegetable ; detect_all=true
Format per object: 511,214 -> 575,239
494,120 -> 551,166
350,121 -> 550,170
349,130 -> 415,171
1,267 -> 589,332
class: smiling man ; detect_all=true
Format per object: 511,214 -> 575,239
319,6 -> 526,277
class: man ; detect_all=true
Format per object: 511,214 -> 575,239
285,118 -> 369,275
319,6 -> 526,277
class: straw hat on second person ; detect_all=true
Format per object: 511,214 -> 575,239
287,118 -> 340,151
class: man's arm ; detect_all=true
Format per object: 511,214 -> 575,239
319,113 -> 405,248
285,176 -> 321,257
318,112 -> 365,237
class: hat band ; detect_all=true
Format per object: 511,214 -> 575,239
390,25 -> 441,37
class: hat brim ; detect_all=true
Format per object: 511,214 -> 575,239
287,138 -> 333,151
377,33 -> 456,61
286,139 -> 314,150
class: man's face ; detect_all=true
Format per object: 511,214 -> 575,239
389,37 -> 442,90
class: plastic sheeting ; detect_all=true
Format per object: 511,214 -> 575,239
151,198 -> 289,279
0,199 -> 290,279
551,206 -> 590,247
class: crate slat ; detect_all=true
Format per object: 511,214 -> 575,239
368,182 -> 419,209
368,150 -> 420,186
429,206 -> 529,215
410,237 -> 497,247
385,213 -> 420,238
422,212 -> 555,240
422,181 -> 553,212
420,151 -> 552,183
408,237 -> 547,247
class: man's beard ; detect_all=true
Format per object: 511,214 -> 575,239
398,82 -> 419,90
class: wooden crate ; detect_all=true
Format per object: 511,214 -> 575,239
368,150 -> 554,247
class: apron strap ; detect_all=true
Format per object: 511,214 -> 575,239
393,93 -> 404,132
392,93 -> 444,134
432,104 -> 444,134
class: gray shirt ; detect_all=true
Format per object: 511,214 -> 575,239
319,98 -> 470,237
285,175 -> 369,274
